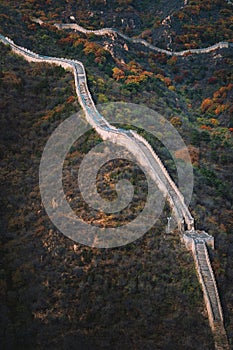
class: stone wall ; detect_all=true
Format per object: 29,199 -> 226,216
0,33 -> 229,349
53,23 -> 232,57
190,239 -> 229,350
0,33 -> 195,230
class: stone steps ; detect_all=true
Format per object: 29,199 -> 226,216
194,241 -> 229,349
213,321 -> 230,350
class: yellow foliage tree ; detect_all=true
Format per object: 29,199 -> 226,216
112,67 -> 125,81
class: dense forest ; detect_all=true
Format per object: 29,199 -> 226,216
0,0 -> 233,349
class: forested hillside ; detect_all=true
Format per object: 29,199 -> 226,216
0,1 -> 233,349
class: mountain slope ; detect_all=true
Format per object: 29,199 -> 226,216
0,1 -> 233,348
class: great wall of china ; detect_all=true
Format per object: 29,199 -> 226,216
0,27 -> 230,349
52,21 -> 232,56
